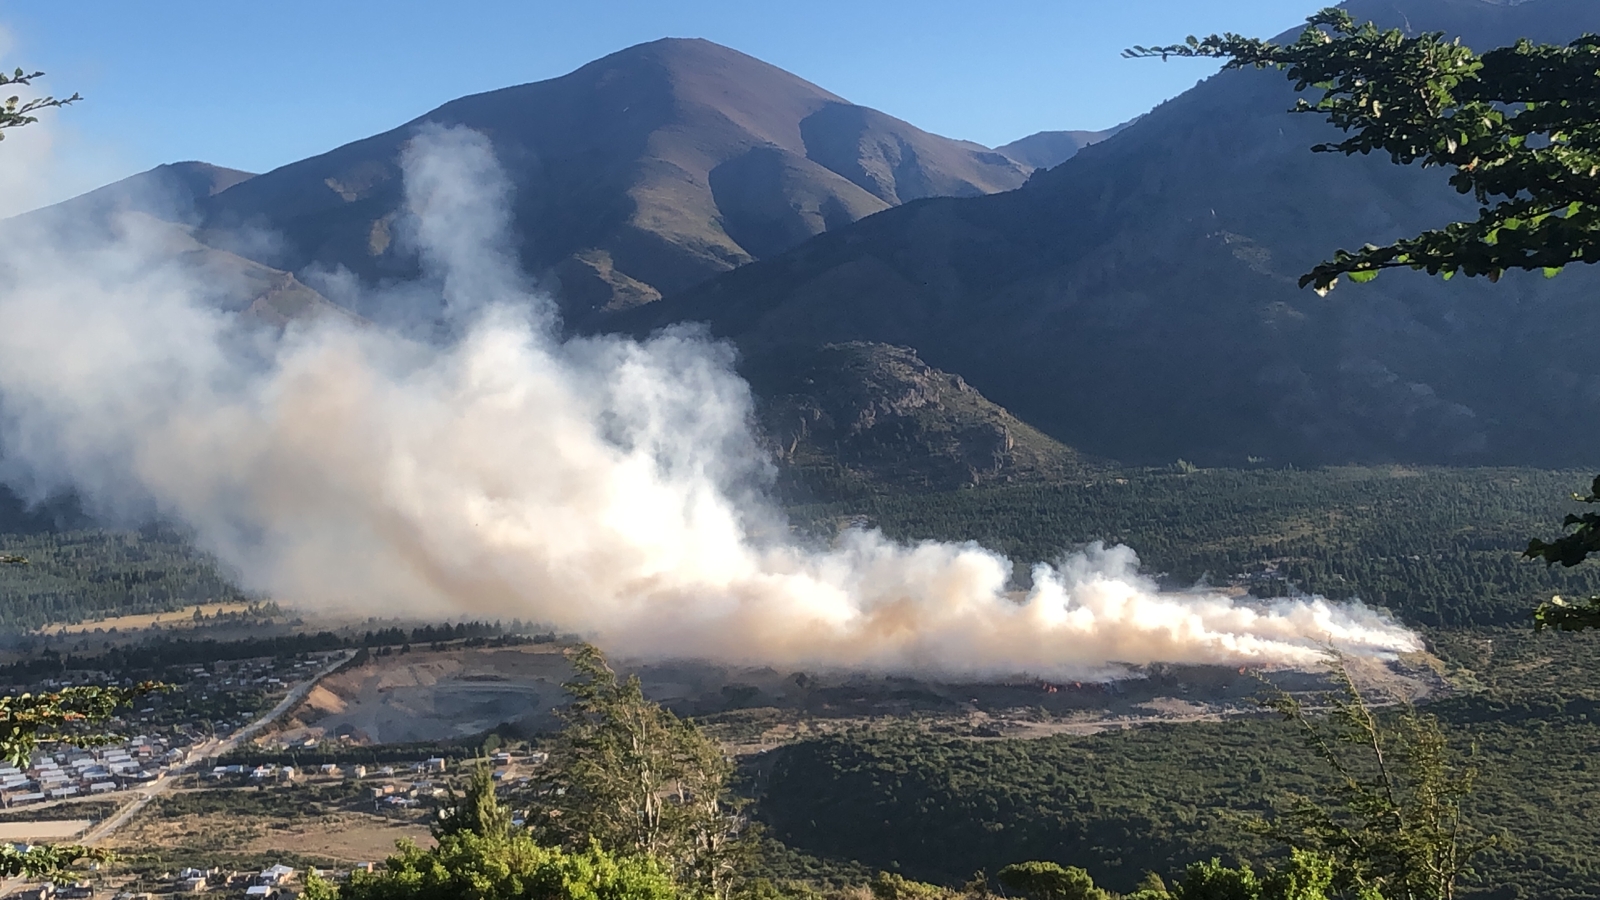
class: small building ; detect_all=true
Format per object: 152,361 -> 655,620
257,864 -> 295,886
178,876 -> 206,893
89,782 -> 117,794
55,884 -> 94,900
421,757 -> 446,773
347,765 -> 367,779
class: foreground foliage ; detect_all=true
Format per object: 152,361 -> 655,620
534,645 -> 746,897
1253,668 -> 1490,900
1129,9 -> 1600,295
308,771 -> 679,900
1524,475 -> 1600,631
0,682 -> 153,878
0,68 -> 76,139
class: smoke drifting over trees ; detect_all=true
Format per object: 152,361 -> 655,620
0,126 -> 1420,678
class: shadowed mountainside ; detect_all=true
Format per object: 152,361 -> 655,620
626,0 -> 1600,469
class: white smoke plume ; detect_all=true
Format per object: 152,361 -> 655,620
0,126 -> 1423,679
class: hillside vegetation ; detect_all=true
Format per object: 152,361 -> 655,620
0,526 -> 244,630
755,626 -> 1600,900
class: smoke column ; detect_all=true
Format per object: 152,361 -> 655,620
0,126 -> 1422,679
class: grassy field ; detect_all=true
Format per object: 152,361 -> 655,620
37,601 -> 257,635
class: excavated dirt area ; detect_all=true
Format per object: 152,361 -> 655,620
274,645 -> 571,745
268,641 -> 1448,750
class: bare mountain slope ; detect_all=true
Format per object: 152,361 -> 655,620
194,38 -> 1034,326
5,165 -> 347,329
996,122 -> 1134,171
17,161 -> 254,228
628,0 -> 1600,468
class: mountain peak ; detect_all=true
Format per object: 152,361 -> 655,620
192,38 -> 1032,324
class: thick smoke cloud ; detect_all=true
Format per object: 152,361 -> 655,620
0,126 -> 1423,679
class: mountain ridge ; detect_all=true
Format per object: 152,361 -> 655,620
622,0 -> 1600,468
189,37 -> 1042,326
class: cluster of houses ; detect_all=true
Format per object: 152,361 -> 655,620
6,862 -> 328,899
173,863 -> 303,897
0,737 -> 181,807
206,756 -> 450,787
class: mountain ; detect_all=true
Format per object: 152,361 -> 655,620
5,164 -> 346,329
190,38 -> 1037,326
747,342 -> 1092,496
22,161 -> 254,228
626,0 -> 1600,468
996,121 -> 1134,171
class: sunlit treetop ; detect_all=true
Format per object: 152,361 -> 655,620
1127,8 -> 1600,294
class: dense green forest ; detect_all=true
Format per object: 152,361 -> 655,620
791,467 -> 1600,626
0,527 -> 246,629
752,629 -> 1600,900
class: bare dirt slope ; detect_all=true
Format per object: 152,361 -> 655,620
276,645 -> 572,745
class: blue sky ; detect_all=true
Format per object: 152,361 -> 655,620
2,0 -> 1330,207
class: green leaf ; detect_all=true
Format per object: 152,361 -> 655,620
1347,270 -> 1380,283
1544,267 -> 1562,278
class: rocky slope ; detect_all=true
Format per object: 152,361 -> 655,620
746,342 -> 1091,495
